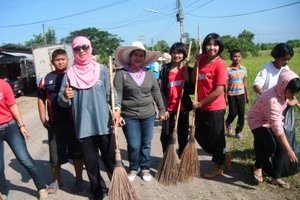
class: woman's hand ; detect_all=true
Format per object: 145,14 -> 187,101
287,149 -> 299,163
64,82 -> 74,99
164,111 -> 169,120
20,126 -> 30,140
193,101 -> 202,109
113,109 -> 121,126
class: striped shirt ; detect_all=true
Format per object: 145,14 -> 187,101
227,65 -> 247,96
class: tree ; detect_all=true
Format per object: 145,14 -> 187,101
153,40 -> 169,53
61,27 -> 123,64
287,39 -> 300,48
25,28 -> 56,47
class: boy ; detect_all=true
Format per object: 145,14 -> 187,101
225,49 -> 249,139
37,49 -> 84,193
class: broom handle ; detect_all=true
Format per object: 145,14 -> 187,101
108,56 -> 121,159
191,60 -> 199,138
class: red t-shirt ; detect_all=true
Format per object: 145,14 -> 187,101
0,79 -> 16,124
167,66 -> 187,111
196,54 -> 227,111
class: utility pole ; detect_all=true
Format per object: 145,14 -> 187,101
176,0 -> 184,43
42,23 -> 47,45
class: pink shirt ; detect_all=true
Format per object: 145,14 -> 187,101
247,69 -> 298,136
0,79 -> 16,124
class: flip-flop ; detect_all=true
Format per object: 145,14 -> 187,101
46,181 -> 59,194
270,179 -> 291,189
250,165 -> 263,184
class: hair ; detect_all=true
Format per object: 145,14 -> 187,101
129,49 -> 146,58
169,42 -> 188,60
202,33 -> 224,55
271,43 -> 294,59
52,49 -> 67,60
230,49 -> 241,58
285,78 -> 300,94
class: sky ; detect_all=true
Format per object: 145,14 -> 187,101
1,0 -> 300,47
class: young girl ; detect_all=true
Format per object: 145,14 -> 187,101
192,33 -> 231,178
159,42 -> 194,157
248,69 -> 299,188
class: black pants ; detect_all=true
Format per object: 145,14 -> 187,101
252,127 -> 287,179
81,134 -> 115,196
194,109 -> 226,165
225,94 -> 245,134
160,110 -> 189,157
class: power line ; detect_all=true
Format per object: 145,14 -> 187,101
0,0 -> 129,28
187,1 -> 300,18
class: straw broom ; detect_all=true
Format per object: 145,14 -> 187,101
156,83 -> 185,186
107,56 -> 138,200
177,60 -> 200,183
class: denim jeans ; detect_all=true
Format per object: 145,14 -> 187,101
122,114 -> 155,172
0,121 -> 46,195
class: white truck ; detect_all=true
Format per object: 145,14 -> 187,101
32,43 -> 74,86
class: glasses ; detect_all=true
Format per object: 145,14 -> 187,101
73,44 -> 90,53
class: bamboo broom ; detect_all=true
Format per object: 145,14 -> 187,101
156,82 -> 185,185
177,61 -> 200,183
107,56 -> 138,200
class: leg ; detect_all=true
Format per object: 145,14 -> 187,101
122,117 -> 142,172
235,94 -> 246,134
3,123 -> 47,191
0,138 -> 9,196
177,111 -> 189,157
225,96 -> 237,133
80,137 -> 107,196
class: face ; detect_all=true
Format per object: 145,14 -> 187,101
73,44 -> 90,59
205,39 -> 220,58
274,55 -> 292,68
284,88 -> 295,100
230,52 -> 241,65
171,50 -> 184,63
51,54 -> 68,72
129,49 -> 146,68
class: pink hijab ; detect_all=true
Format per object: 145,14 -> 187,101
67,36 -> 100,89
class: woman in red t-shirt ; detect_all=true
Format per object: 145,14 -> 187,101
191,33 -> 232,178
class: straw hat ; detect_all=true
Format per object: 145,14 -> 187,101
114,41 -> 161,67
158,53 -> 171,63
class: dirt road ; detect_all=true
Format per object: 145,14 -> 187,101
3,95 -> 291,199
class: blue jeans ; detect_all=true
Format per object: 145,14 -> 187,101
122,114 -> 155,172
0,121 -> 46,195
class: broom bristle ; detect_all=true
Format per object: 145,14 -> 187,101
156,143 -> 178,185
108,162 -> 139,200
177,140 -> 200,183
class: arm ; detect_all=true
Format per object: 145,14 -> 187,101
57,74 -> 72,108
9,104 -> 29,140
194,85 -> 225,108
150,72 -> 166,120
37,98 -> 49,128
277,133 -> 298,163
243,77 -> 249,104
253,67 -> 267,94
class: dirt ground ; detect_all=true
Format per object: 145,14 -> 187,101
2,94 -> 298,200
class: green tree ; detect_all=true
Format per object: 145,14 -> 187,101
61,27 -> 123,64
25,28 -> 56,47
287,39 -> 300,48
153,40 -> 169,53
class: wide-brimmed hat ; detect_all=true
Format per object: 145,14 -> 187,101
158,53 -> 171,63
114,41 -> 161,67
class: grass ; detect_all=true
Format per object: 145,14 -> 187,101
223,48 -> 300,198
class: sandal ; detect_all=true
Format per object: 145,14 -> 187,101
46,181 -> 61,194
270,179 -> 291,189
250,165 -> 263,184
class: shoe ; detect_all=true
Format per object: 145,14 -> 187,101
250,165 -> 263,184
224,152 -> 233,172
46,181 -> 60,194
38,189 -> 48,200
235,132 -> 243,139
72,178 -> 84,193
141,170 -> 152,182
203,165 -> 223,178
0,192 -> 8,200
128,170 -> 137,182
226,123 -> 233,134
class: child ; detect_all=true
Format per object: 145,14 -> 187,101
37,49 -> 84,193
248,69 -> 299,188
159,42 -> 194,157
225,49 -> 249,139
192,33 -> 232,178
0,79 -> 48,200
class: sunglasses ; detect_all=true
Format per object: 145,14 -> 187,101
73,44 -> 90,52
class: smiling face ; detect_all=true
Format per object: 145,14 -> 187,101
73,44 -> 90,60
171,50 -> 184,64
129,49 -> 146,69
205,39 -> 220,58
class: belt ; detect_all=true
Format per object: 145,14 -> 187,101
0,119 -> 16,131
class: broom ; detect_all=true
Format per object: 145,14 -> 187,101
107,56 -> 138,200
177,62 -> 200,183
156,83 -> 185,186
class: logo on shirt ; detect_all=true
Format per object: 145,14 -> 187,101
0,92 -> 3,101
48,80 -> 53,84
199,74 -> 208,80
168,80 -> 183,88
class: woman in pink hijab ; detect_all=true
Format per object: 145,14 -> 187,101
58,36 -> 122,199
